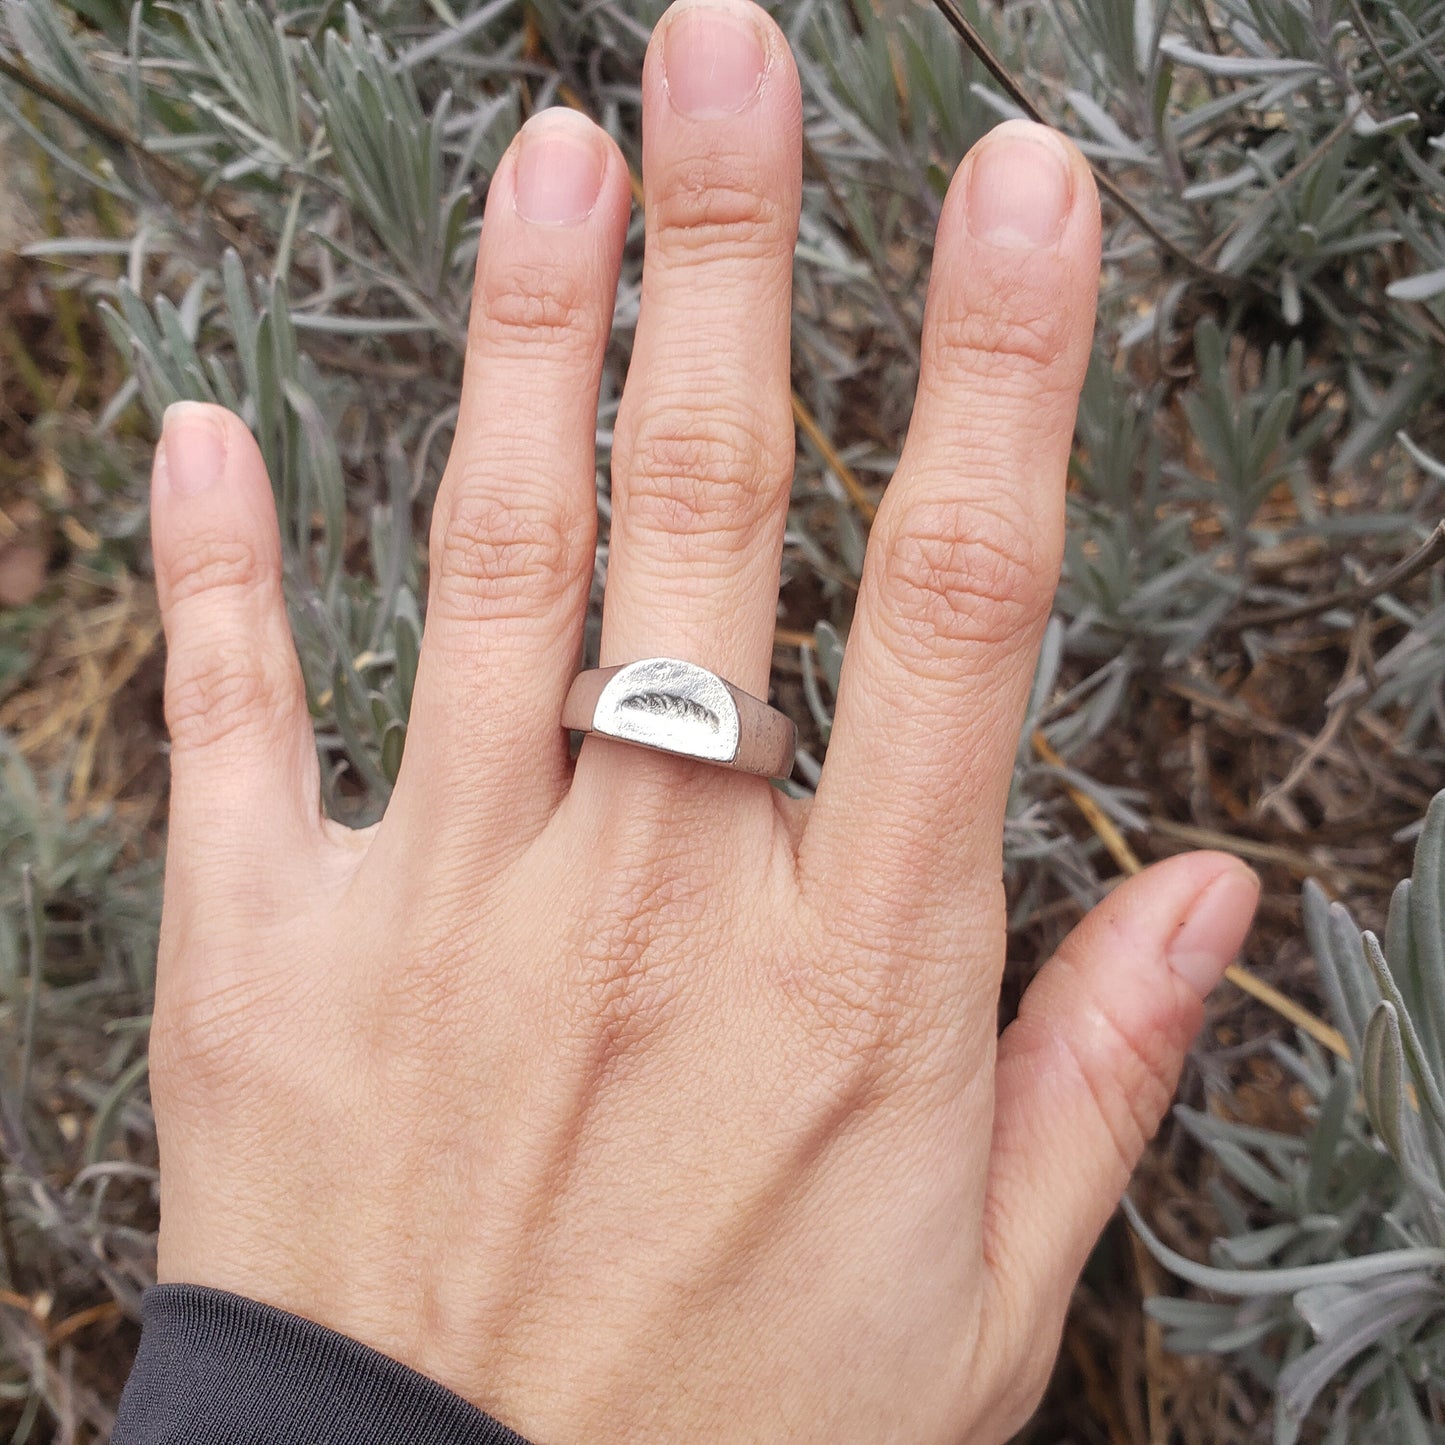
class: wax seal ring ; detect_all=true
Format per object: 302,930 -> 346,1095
562,658 -> 796,779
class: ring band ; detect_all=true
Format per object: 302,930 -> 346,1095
562,658 -> 796,780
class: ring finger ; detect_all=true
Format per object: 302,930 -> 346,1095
594,0 -> 802,719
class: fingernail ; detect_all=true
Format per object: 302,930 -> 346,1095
1168,865 -> 1261,997
513,111 -> 607,226
159,402 -> 228,497
967,122 -> 1073,249
663,0 -> 767,119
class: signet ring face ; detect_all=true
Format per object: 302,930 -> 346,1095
561,658 -> 796,780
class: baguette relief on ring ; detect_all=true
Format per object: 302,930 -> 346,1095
562,658 -> 797,780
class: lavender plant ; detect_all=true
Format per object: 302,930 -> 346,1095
1132,790 -> 1445,1445
1,0 -> 1443,1439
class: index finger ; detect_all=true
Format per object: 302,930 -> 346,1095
799,122 -> 1100,939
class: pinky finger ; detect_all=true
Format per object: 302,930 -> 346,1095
152,403 -> 322,886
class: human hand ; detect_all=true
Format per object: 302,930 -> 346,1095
146,2 -> 1259,1439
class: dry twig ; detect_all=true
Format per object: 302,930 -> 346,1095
1032,732 -> 1352,1061
1227,522 -> 1445,632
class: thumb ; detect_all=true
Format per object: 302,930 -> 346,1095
982,853 -> 1259,1324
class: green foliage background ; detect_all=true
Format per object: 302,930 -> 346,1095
0,0 -> 1442,1439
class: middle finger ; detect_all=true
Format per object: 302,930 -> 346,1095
598,0 -> 802,705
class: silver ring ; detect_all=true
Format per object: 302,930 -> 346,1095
562,658 -> 796,780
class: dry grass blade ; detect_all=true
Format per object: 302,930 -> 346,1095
1032,732 -> 1351,1061
790,392 -> 878,523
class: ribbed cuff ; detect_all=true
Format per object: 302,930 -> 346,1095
113,1285 -> 533,1445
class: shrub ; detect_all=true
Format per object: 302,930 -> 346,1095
1134,789 -> 1445,1445
1,0 -> 1442,1439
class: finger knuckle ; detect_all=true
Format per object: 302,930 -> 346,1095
618,404 -> 791,558
1081,1004 -> 1182,1170
874,496 -> 1054,671
430,489 -> 583,626
163,533 -> 271,609
165,636 -> 296,753
1014,985 -> 1182,1178
474,257 -> 605,358
650,162 -> 786,263
928,301 -> 1069,385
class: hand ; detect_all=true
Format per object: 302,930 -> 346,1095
147,2 -> 1259,1439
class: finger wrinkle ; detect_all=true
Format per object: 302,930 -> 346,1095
159,533 -> 275,611
474,265 -> 611,356
924,302 -> 1072,381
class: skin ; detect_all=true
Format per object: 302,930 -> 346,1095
147,2 -> 1260,1440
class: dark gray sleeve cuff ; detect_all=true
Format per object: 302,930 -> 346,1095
114,1285 -> 534,1445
